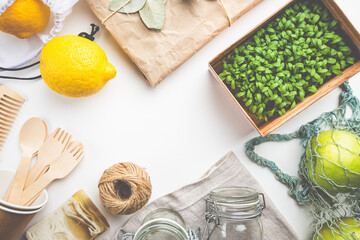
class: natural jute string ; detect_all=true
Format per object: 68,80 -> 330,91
219,0 -> 232,26
102,0 -> 232,26
102,0 -> 132,24
98,162 -> 152,215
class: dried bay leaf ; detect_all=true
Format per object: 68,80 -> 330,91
139,0 -> 165,30
109,0 -> 146,14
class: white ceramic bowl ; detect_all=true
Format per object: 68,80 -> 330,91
0,170 -> 48,211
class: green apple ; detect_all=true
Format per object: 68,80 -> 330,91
313,217 -> 360,240
306,130 -> 360,194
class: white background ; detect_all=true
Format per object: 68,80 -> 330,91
0,0 -> 359,239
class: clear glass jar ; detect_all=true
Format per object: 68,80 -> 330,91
122,208 -> 199,240
204,186 -> 266,240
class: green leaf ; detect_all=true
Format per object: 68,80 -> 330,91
290,101 -> 296,110
330,19 -> 338,28
299,88 -> 305,100
110,0 -> 146,13
268,108 -> 275,117
312,14 -> 320,23
314,73 -> 321,80
139,0 -> 166,30
339,46 -> 351,52
235,92 -> 245,98
275,97 -> 282,104
279,102 -> 287,108
231,80 -> 236,90
295,63 -> 304,68
270,94 -> 278,101
255,93 -> 262,103
318,68 -> 328,74
324,32 -> 334,38
245,99 -> 253,107
256,66 -> 266,72
281,108 -> 286,115
332,69 -> 343,76
251,105 -> 257,114
308,85 -> 317,93
270,83 -> 279,89
346,57 -> 355,65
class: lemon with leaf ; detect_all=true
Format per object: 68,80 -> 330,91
0,0 -> 50,39
40,35 -> 116,97
306,130 -> 360,194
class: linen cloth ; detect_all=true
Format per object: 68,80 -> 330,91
86,0 -> 263,87
116,151 -> 299,239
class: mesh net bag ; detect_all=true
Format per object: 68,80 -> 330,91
0,0 -> 78,68
246,82 -> 360,239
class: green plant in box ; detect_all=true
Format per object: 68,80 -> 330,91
219,0 -> 357,122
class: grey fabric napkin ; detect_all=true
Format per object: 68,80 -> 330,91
116,151 -> 299,240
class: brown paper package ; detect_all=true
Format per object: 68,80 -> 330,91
86,0 -> 263,87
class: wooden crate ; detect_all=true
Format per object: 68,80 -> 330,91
209,0 -> 360,136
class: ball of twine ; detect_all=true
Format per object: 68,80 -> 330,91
98,162 -> 152,215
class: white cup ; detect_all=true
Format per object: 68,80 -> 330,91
0,170 -> 48,211
0,170 -> 48,240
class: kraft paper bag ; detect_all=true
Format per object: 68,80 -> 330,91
86,0 -> 263,87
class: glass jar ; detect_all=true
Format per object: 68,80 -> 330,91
204,186 -> 266,240
122,208 -> 199,240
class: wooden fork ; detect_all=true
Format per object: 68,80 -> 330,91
24,128 -> 72,189
20,141 -> 84,206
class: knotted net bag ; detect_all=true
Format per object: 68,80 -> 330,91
246,82 -> 360,239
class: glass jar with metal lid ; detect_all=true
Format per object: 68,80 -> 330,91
203,186 -> 266,240
122,208 -> 200,240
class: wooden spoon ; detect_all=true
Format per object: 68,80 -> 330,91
6,117 -> 48,205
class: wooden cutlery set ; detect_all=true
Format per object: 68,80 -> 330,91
0,85 -> 84,239
3,117 -> 84,207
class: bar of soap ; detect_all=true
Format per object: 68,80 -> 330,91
26,190 -> 110,240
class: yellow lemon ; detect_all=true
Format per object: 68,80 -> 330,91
313,217 -> 360,240
40,35 -> 116,98
306,130 -> 360,194
0,0 -> 50,39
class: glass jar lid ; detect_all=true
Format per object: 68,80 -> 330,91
206,186 -> 265,220
134,218 -> 189,240
132,209 -> 190,240
210,186 -> 259,203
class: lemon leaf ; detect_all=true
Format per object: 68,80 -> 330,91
139,0 -> 165,30
109,0 -> 146,14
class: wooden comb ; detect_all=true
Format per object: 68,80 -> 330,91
0,85 -> 25,149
